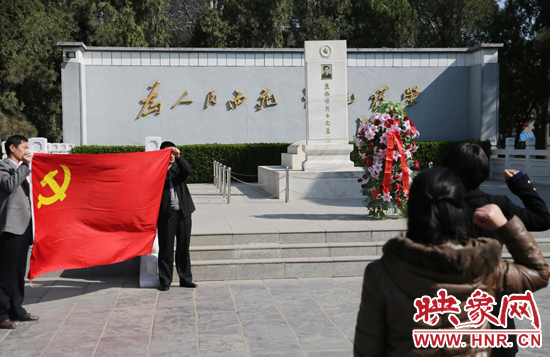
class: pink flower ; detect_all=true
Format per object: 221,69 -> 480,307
365,131 -> 376,140
372,163 -> 383,173
382,192 -> 392,202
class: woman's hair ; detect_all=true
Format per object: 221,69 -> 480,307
407,167 -> 469,245
443,142 -> 489,190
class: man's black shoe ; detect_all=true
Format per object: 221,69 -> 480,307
158,285 -> 170,291
0,319 -> 16,329
180,282 -> 197,288
16,313 -> 39,322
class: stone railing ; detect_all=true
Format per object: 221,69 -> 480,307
490,137 -> 550,185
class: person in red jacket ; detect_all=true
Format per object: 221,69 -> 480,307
354,167 -> 549,356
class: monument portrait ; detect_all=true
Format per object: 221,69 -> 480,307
321,64 -> 332,80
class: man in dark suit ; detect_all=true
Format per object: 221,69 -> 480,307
0,135 -> 39,329
157,141 -> 196,291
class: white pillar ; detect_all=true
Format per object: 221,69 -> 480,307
139,136 -> 162,288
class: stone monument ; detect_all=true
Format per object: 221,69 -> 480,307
258,40 -> 362,200
302,40 -> 355,171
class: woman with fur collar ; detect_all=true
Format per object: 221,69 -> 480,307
354,167 -> 549,356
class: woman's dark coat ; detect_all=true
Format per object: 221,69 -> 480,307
354,216 -> 549,356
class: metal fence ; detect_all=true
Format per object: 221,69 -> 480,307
213,160 -> 290,203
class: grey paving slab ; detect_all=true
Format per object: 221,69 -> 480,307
247,339 -> 305,356
197,311 -> 242,333
242,319 -> 296,342
293,326 -> 352,351
198,332 -> 249,354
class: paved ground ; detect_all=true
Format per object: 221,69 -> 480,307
1,179 -> 549,356
3,276 -> 549,357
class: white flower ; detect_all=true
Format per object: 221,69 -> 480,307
393,150 -> 402,161
382,192 -> 392,202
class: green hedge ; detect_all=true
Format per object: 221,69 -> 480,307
73,140 -> 490,183
72,143 -> 290,183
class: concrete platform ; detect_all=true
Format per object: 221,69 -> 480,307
257,165 -> 364,200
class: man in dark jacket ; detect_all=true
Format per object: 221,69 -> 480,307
157,141 -> 196,291
445,142 -> 550,238
444,142 -> 550,356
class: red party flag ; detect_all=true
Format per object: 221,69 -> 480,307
28,149 -> 171,279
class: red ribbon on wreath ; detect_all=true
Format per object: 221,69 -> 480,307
382,131 -> 410,196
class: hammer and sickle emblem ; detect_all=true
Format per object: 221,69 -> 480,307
37,165 -> 71,209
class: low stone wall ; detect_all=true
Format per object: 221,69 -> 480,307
59,42 -> 502,146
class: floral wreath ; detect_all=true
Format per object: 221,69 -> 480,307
355,102 -> 420,219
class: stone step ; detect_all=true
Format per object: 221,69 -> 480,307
191,255 -> 378,281
191,251 -> 550,281
189,234 -> 550,281
191,229 -> 404,246
191,237 -> 550,262
190,242 -> 384,261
